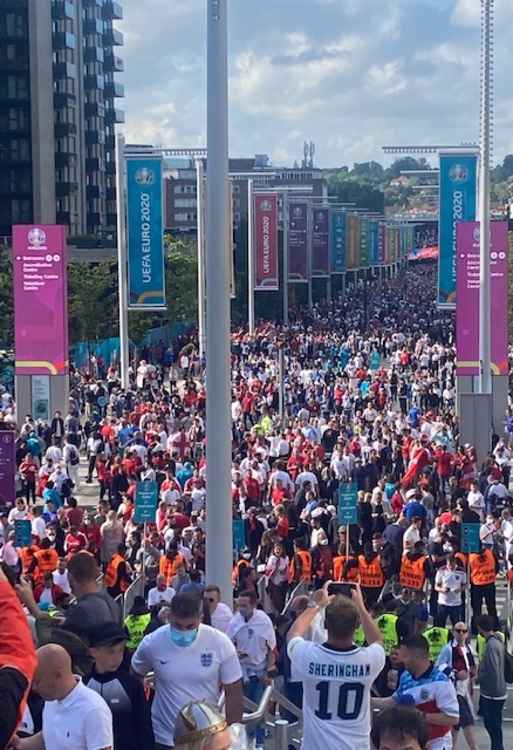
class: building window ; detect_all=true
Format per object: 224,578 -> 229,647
11,199 -> 32,222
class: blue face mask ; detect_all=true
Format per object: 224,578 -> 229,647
170,626 -> 198,648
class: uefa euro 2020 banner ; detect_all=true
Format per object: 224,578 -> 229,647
126,157 -> 166,309
438,150 -> 478,307
13,225 -> 69,376
254,193 -> 278,290
330,209 -> 346,274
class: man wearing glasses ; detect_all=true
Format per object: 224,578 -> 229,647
204,585 -> 233,633
436,623 -> 478,750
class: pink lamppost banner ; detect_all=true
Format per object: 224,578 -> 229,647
311,207 -> 330,277
287,202 -> 308,282
13,225 -> 69,376
254,193 -> 279,290
456,221 -> 508,376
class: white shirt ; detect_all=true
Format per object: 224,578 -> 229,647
53,569 -> 71,594
31,516 -> 46,540
403,525 -> 420,550
210,602 -> 233,633
147,585 -> 176,609
435,566 -> 466,606
132,623 -> 242,746
226,609 -> 276,679
287,639 -> 385,750
42,678 -> 112,750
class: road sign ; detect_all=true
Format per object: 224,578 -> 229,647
233,519 -> 246,554
134,480 -> 158,523
338,482 -> 358,525
14,519 -> 32,548
461,523 -> 480,554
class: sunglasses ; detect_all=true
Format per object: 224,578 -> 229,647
455,628 -> 468,634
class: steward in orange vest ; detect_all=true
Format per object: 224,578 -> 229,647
358,545 -> 384,606
232,550 -> 252,590
104,544 -> 132,597
469,548 -> 497,586
332,545 -> 359,582
399,546 -> 429,591
288,542 -> 312,584
158,545 -> 185,587
34,540 -> 59,582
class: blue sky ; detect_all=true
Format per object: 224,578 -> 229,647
119,0 -> 513,168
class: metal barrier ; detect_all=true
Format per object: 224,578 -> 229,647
282,580 -> 309,616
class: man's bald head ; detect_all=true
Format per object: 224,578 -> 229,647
33,644 -> 75,701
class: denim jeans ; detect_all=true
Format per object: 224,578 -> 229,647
244,675 -> 266,745
479,697 -> 505,750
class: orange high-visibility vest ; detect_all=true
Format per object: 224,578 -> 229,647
399,554 -> 427,590
232,559 -> 250,587
333,555 -> 359,582
358,555 -> 385,588
288,550 -> 312,583
20,546 -> 39,576
469,549 -> 496,586
35,548 -> 59,575
104,553 -> 129,592
159,553 -> 185,586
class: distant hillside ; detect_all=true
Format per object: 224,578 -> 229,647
323,156 -> 513,216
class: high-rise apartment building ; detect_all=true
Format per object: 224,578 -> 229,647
0,0 -> 124,238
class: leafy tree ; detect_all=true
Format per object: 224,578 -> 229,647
328,173 -> 385,212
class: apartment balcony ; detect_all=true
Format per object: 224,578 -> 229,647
103,28 -> 123,47
84,74 -> 104,91
55,181 -> 78,198
104,53 -> 123,72
53,31 -> 76,50
104,81 -> 124,98
103,1 -> 123,20
53,62 -> 77,80
52,1 -> 75,20
84,46 -> 104,64
84,18 -> 104,35
84,101 -> 105,118
105,107 -> 124,124
54,121 -> 77,137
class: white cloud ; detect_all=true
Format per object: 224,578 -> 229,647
118,0 -> 513,165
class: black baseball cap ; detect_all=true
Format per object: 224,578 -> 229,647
88,623 -> 128,648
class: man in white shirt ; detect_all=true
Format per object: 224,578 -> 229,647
287,584 -> 385,750
203,585 -> 233,633
403,518 -> 422,551
52,557 -> 72,594
132,592 -> 243,748
226,589 -> 277,747
434,556 -> 466,627
147,574 -> 176,609
19,643 -> 113,750
467,481 -> 485,521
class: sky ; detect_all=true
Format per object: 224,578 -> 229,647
119,0 -> 513,169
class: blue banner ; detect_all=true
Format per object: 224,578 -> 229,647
127,157 -> 166,308
461,523 -> 480,554
438,152 -> 478,306
370,220 -> 379,265
330,209 -> 346,274
338,482 -> 358,525
134,480 -> 158,523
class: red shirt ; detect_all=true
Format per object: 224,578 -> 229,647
65,531 -> 87,557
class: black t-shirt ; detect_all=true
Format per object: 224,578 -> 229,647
63,590 -> 122,641
0,667 -> 28,749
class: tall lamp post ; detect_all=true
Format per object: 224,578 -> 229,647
205,0 -> 232,605
478,0 -> 493,396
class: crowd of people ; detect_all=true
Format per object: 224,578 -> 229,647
0,264 -> 512,750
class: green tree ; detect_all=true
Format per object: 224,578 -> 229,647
328,173 -> 385,212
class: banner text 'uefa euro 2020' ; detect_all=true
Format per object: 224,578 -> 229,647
127,157 -> 166,308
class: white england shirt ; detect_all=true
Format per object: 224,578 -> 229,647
287,639 -> 385,750
131,623 -> 242,746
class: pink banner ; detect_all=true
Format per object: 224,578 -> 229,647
288,202 -> 308,282
13,225 -> 69,376
456,221 -> 508,376
311,207 -> 330,276
254,193 -> 278,291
